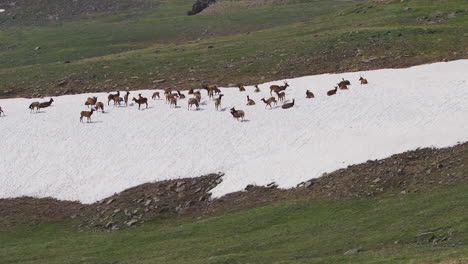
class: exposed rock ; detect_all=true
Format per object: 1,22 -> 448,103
187,0 -> 216,15
344,248 -> 362,255
126,219 -> 138,227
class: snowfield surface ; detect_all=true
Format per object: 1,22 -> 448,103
1,60 -> 467,203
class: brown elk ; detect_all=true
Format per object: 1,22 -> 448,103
188,98 -> 200,110
133,97 -> 148,109
188,88 -> 194,95
261,97 -> 277,109
275,90 -> 285,102
238,84 -> 246,92
177,90 -> 186,99
85,97 -> 97,108
327,86 -> 338,96
108,91 -> 120,105
203,86 -> 214,100
246,96 -> 255,105
270,82 -> 289,95
169,96 -> 177,108
152,92 -> 160,100
80,108 -> 95,123
29,102 -> 40,112
0,106 -> 4,117
213,87 -> 221,95
124,91 -> 130,106
359,76 -> 368,84
282,99 -> 295,109
338,82 -> 348,90
230,107 -> 245,121
30,98 -> 54,112
117,97 -> 124,105
214,94 -> 224,111
306,90 -> 315,98
254,85 -> 260,93
95,102 -> 105,112
165,93 -> 173,104
338,78 -> 350,88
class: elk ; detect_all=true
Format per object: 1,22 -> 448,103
238,84 -> 246,92
254,85 -> 260,93
270,82 -> 289,95
359,76 -> 368,84
327,86 -> 338,96
117,97 -> 124,105
124,91 -> 130,106
261,97 -> 277,109
275,90 -> 285,102
29,102 -> 40,112
230,107 -> 245,121
0,106 -> 4,117
246,96 -> 255,105
177,90 -> 186,99
188,98 -> 199,110
214,94 -> 224,111
95,102 -> 105,112
152,92 -> 160,100
35,98 -> 54,111
306,90 -> 315,98
282,99 -> 295,109
213,87 -> 221,95
188,88 -> 194,95
203,86 -> 214,100
85,97 -> 97,108
169,96 -> 177,108
338,78 -> 350,88
80,108 -> 95,123
133,97 -> 148,109
338,82 -> 348,90
195,93 -> 201,102
108,91 -> 120,105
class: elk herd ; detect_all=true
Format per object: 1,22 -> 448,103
0,75 -> 368,122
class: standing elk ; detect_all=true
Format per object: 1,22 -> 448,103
80,108 -> 95,123
327,86 -> 338,96
30,98 -> 54,112
108,91 -> 120,105
214,94 -> 224,111
124,91 -> 130,106
282,99 -> 295,109
152,92 -> 160,100
306,90 -> 315,98
261,97 -> 277,109
95,102 -> 105,112
230,107 -> 245,121
133,97 -> 148,109
85,97 -> 97,108
359,76 -> 368,84
246,96 -> 255,105
275,90 -> 285,102
270,82 -> 289,95
254,85 -> 260,93
188,98 -> 199,110
169,96 -> 177,108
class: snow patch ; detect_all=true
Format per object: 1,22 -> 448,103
0,60 -> 467,203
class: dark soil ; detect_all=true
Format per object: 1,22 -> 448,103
1,142 -> 466,230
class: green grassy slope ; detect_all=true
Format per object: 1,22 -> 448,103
1,184 -> 467,264
1,0 -> 467,97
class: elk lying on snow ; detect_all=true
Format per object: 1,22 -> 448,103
282,99 -> 295,109
124,91 -> 130,106
108,91 -> 120,105
238,84 -> 246,92
261,97 -> 277,109
338,78 -> 350,89
214,94 -> 224,111
275,90 -> 285,102
177,90 -> 186,99
246,96 -> 255,105
152,92 -> 160,100
80,108 -> 95,123
254,85 -> 260,93
270,82 -> 289,95
133,97 -> 148,109
327,86 -> 338,96
30,98 -> 54,112
0,106 -> 4,117
306,90 -> 315,98
188,88 -> 194,95
95,102 -> 105,112
85,97 -> 97,108
359,76 -> 368,84
188,98 -> 199,110
230,107 -> 245,121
